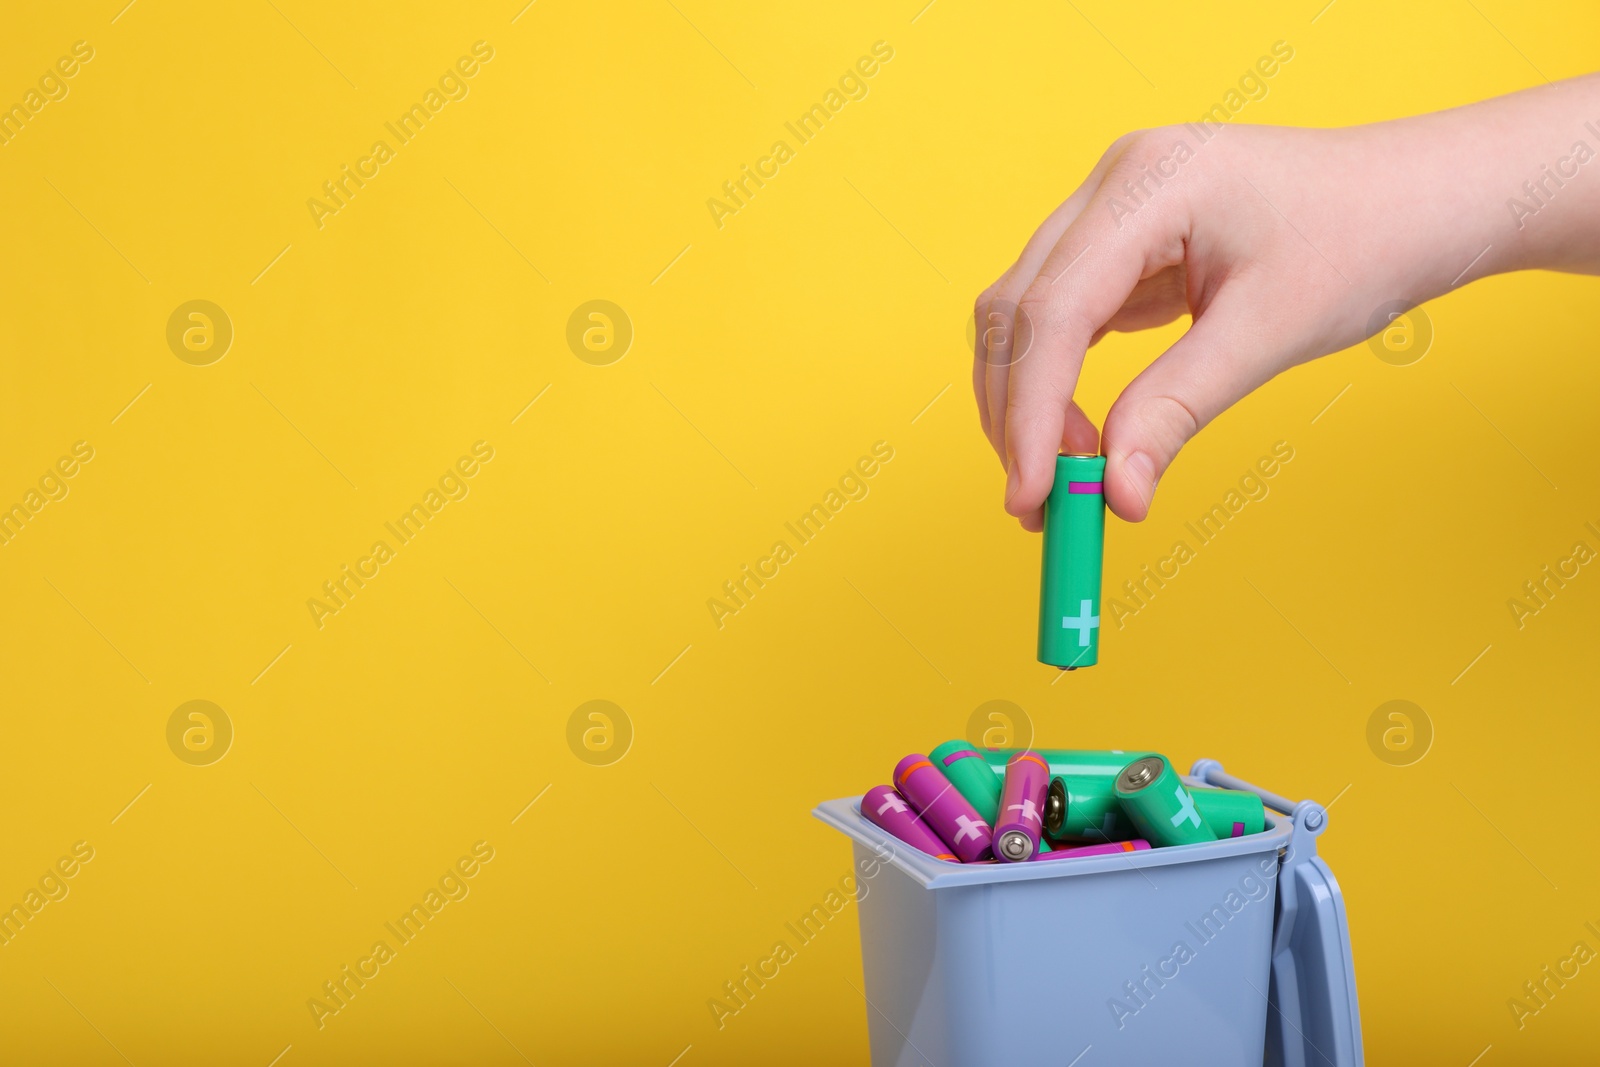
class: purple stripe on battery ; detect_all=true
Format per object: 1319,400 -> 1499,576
941,749 -> 980,767
1067,481 -> 1102,494
1231,821 -> 1244,838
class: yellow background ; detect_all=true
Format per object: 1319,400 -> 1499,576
2,1 -> 1597,1063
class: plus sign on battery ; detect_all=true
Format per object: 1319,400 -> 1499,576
1170,785 -> 1201,829
953,814 -> 985,844
1062,599 -> 1100,646
1008,799 -> 1041,824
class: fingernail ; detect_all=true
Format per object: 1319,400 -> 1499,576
1004,459 -> 1019,507
1126,451 -> 1158,496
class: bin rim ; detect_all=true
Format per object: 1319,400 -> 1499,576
813,775 -> 1291,890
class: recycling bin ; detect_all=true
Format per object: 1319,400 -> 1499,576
813,759 -> 1361,1066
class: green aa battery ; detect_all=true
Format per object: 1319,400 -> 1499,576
1044,775 -> 1137,842
1037,454 -> 1106,670
981,749 -> 1148,780
1046,775 -> 1262,839
929,740 -> 1004,824
1190,786 -> 1266,838
1114,755 -> 1218,847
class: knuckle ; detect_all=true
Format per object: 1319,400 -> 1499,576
1015,288 -> 1048,326
973,283 -> 1001,318
1017,284 -> 1086,344
1007,389 -> 1071,451
1097,129 -> 1201,243
1103,150 -> 1151,191
1105,125 -> 1195,184
977,274 -> 1026,327
1121,125 -> 1185,164
1100,128 -> 1147,164
978,283 -> 1035,364
1111,393 -> 1202,452
1147,393 -> 1202,442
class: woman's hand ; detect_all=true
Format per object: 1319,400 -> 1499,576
974,75 -> 1600,528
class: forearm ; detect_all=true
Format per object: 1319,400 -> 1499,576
1387,74 -> 1600,290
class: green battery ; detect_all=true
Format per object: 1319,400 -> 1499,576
1047,774 -> 1264,839
1043,775 -> 1137,842
1037,454 -> 1106,670
981,749 -> 1148,780
1190,786 -> 1267,838
929,740 -> 1004,824
1114,755 -> 1218,847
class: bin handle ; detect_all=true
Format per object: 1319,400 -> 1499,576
1189,758 -> 1327,832
1190,760 -> 1363,1067
1189,759 -> 1326,959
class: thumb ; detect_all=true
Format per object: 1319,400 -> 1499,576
1100,302 -> 1285,521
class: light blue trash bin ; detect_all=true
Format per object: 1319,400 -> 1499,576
813,759 -> 1361,1066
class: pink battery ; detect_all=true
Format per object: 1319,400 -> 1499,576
893,753 -> 993,863
860,785 -> 958,862
994,752 -> 1050,862
1032,839 -> 1152,860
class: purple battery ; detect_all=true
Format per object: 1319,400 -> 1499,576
994,752 -> 1050,862
860,785 -> 959,862
893,754 -> 993,863
1032,839 -> 1153,860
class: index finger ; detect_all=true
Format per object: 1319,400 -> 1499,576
1004,170 -> 1191,523
974,135 -> 1140,463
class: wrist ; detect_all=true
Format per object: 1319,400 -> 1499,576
1401,76 -> 1600,285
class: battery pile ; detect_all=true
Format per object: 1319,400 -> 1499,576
862,744 -> 1267,863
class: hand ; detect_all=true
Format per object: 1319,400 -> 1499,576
973,75 -> 1600,529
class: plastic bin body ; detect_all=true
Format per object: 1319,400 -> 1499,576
816,763 -> 1361,1067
